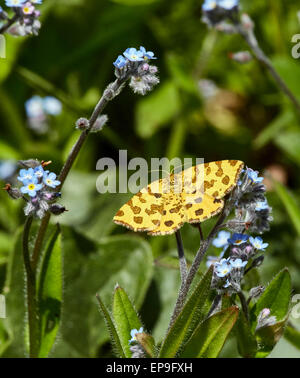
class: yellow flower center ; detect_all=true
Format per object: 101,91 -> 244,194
28,184 -> 35,190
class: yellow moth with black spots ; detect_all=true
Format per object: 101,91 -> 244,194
113,160 -> 244,236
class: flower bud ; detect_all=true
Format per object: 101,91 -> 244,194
50,204 -> 67,215
76,117 -> 90,130
3,184 -> 22,200
18,159 -> 41,169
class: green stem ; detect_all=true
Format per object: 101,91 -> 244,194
22,216 -> 39,358
235,22 -> 300,114
31,78 -> 125,271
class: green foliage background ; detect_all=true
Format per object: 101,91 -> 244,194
1,0 -> 300,357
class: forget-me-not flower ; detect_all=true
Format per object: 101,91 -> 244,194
25,96 -> 44,118
214,258 -> 232,277
123,48 -> 144,62
20,178 -> 43,197
18,168 -> 35,183
246,168 -> 264,184
113,55 -> 127,69
22,2 -> 35,15
5,0 -> 26,7
43,96 -> 62,116
228,233 -> 249,246
229,258 -> 248,269
202,0 -> 218,11
255,201 -> 269,211
129,327 -> 144,344
218,0 -> 239,10
30,0 -> 43,4
43,172 -> 61,188
212,230 -> 231,248
139,46 -> 157,60
249,236 -> 268,251
34,165 -> 45,179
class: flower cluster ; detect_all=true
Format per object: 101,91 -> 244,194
4,159 -> 66,219
129,327 -> 144,345
1,0 -> 42,36
113,46 -> 159,96
25,95 -> 62,134
209,166 -> 272,296
202,0 -> 239,26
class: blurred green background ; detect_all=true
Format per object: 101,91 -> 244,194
1,0 -> 300,357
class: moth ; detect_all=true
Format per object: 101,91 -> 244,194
113,160 -> 244,236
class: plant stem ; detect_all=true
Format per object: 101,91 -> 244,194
236,22 -> 300,114
175,230 -> 188,284
23,77 -> 126,358
22,216 -> 39,358
167,199 -> 233,329
238,291 -> 249,322
0,14 -> 18,35
31,78 -> 125,270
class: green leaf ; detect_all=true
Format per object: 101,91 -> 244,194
37,226 -> 62,358
96,293 -> 125,358
274,181 -> 300,236
1,229 -> 27,357
159,266 -> 213,358
52,227 -> 153,357
136,332 -> 156,358
253,269 -> 291,328
235,312 -> 257,358
284,325 -> 300,351
254,111 -> 294,149
113,285 -> 143,358
179,307 -> 239,358
135,81 -> 180,138
274,131 -> 300,167
255,319 -> 287,358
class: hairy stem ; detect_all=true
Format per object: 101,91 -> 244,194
22,216 -> 39,358
175,230 -> 188,284
31,78 -> 125,270
167,199 -> 233,329
236,23 -> 300,114
0,14 -> 18,35
238,291 -> 249,321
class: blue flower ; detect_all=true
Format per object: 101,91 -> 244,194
18,168 -> 35,183
228,233 -> 249,245
206,249 -> 225,267
34,165 -> 45,179
214,258 -> 232,277
0,160 -> 16,180
43,172 -> 61,188
20,178 -> 43,197
113,55 -> 127,69
246,168 -> 264,184
139,46 -> 157,60
255,201 -> 269,211
202,0 -> 218,11
31,0 -> 43,4
123,48 -> 144,62
249,236 -> 268,251
25,96 -> 44,118
229,258 -> 248,269
218,0 -> 239,10
43,96 -> 62,116
129,327 -> 144,344
5,0 -> 26,7
212,230 -> 231,248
